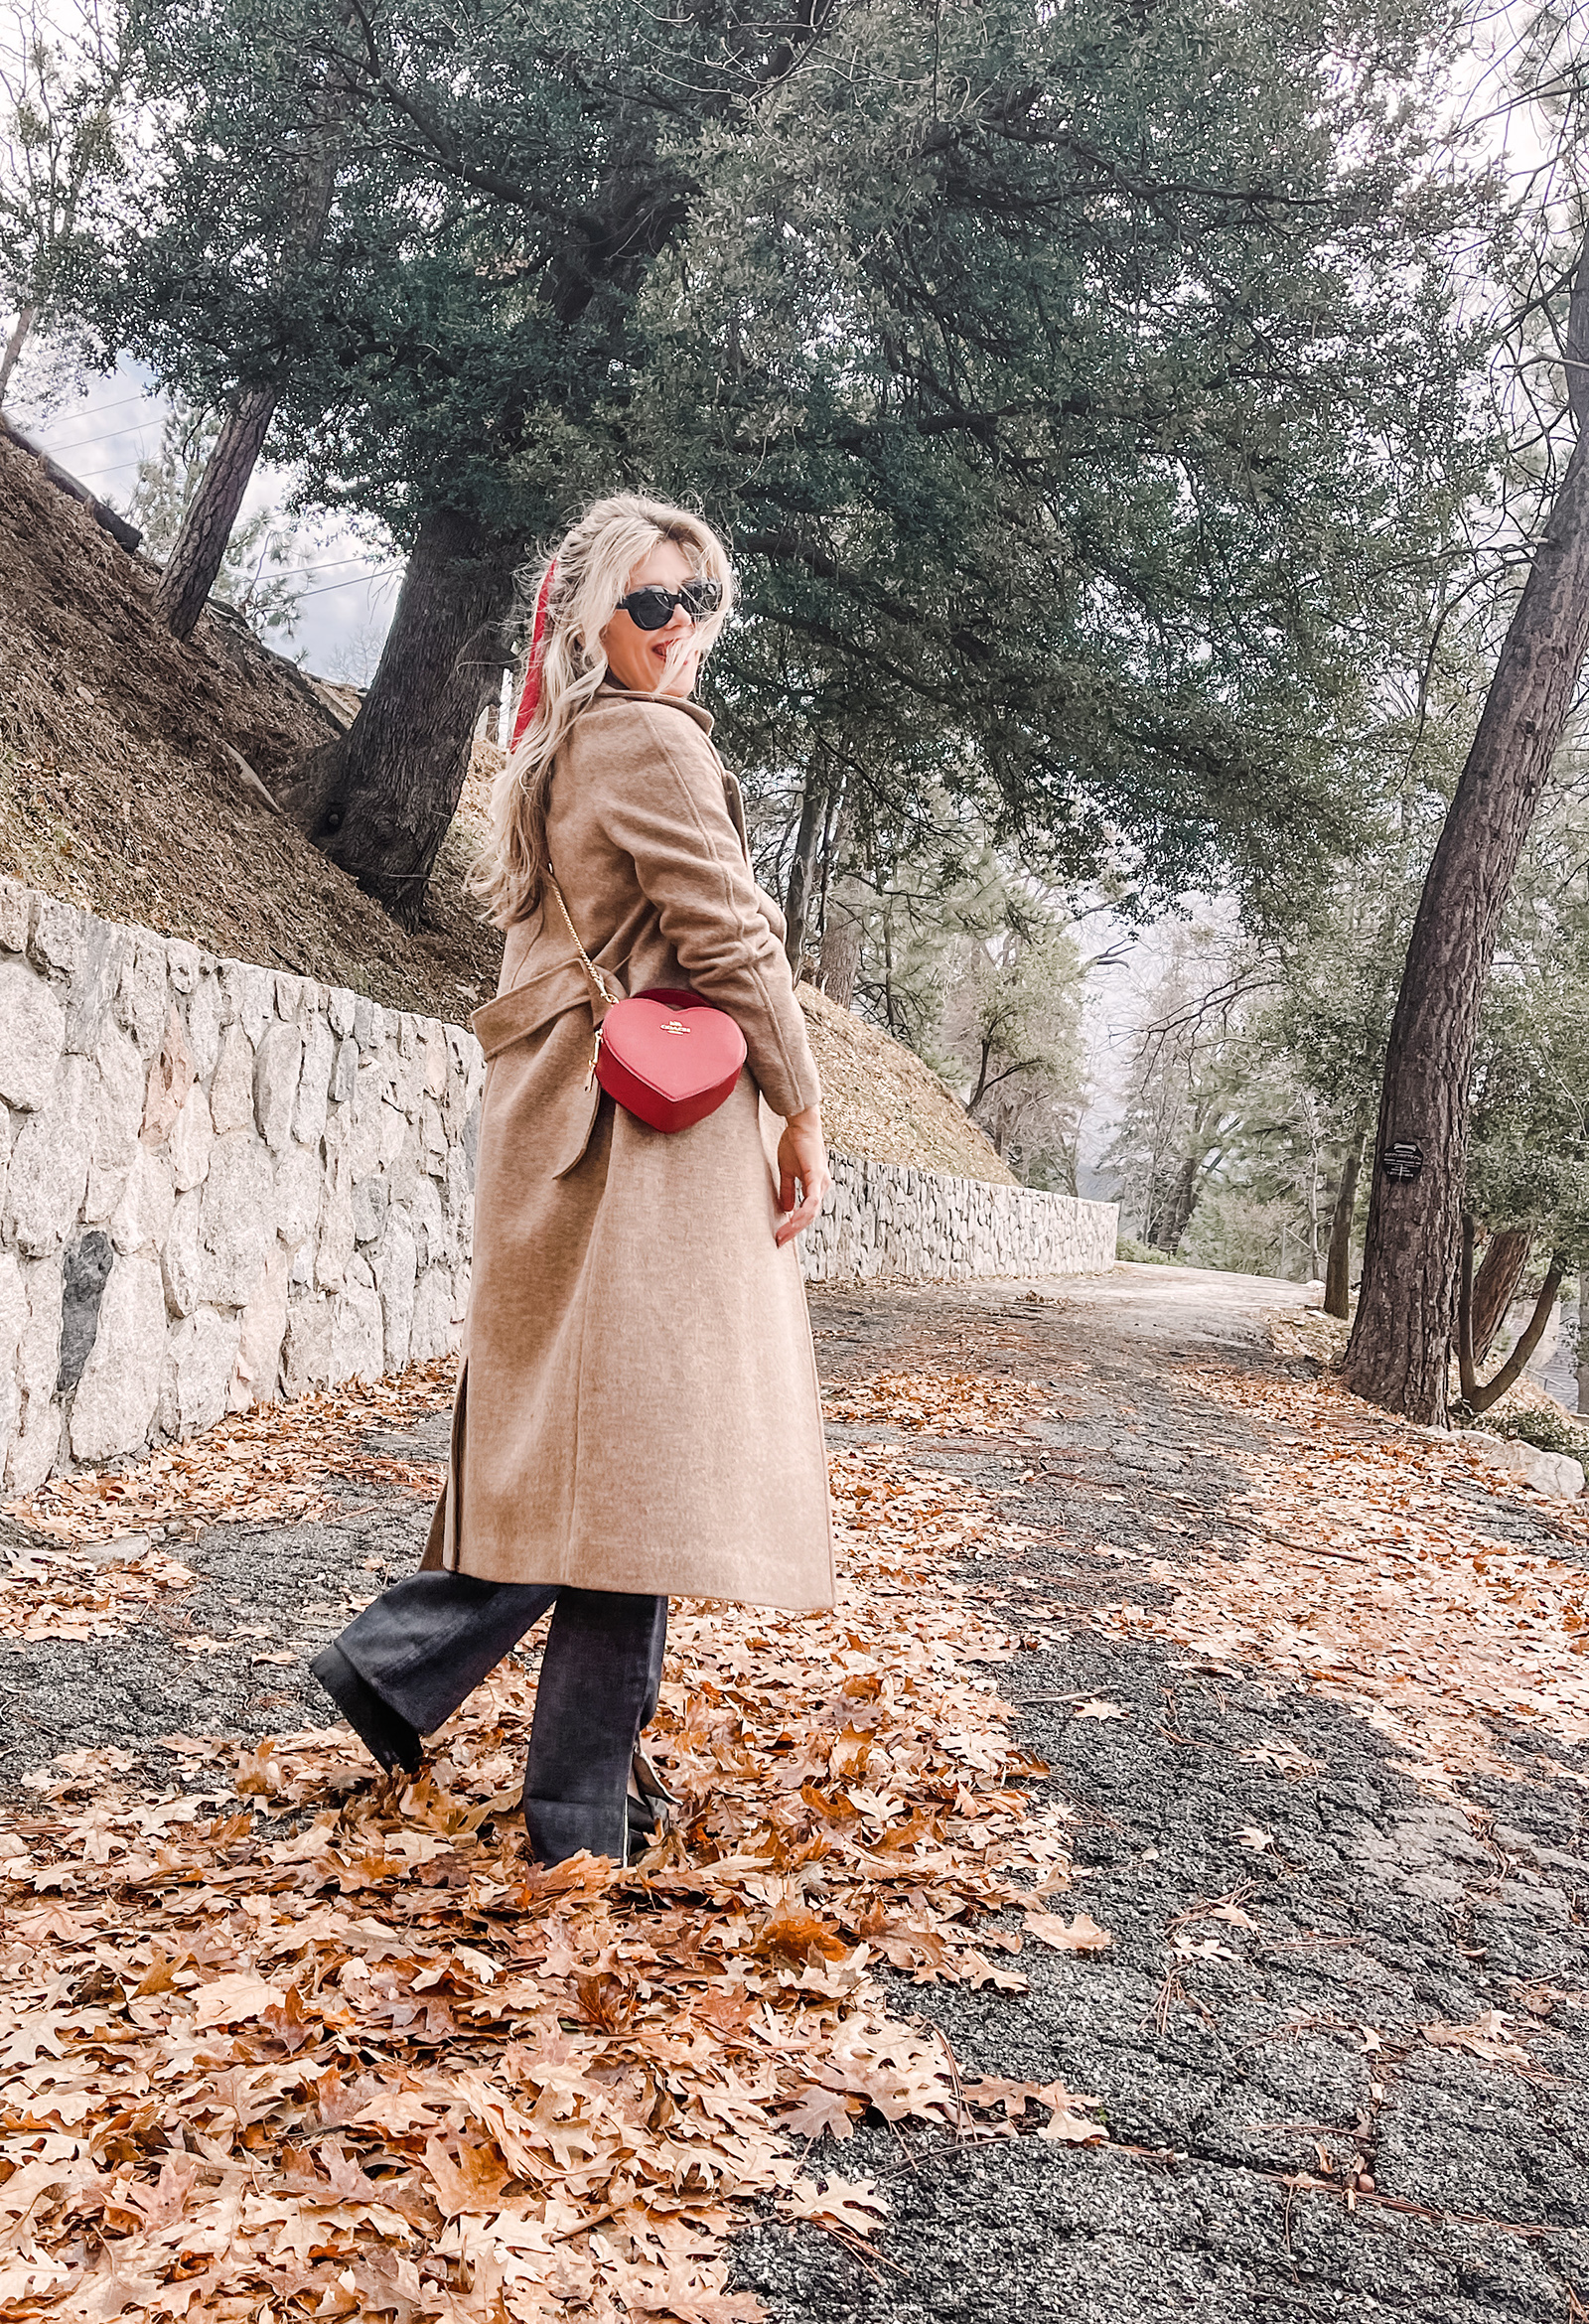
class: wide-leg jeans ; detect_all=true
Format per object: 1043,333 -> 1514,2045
331,1572 -> 667,1862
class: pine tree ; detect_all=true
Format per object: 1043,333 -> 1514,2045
124,398 -> 325,640
1343,234 -> 1589,1422
0,0 -> 129,406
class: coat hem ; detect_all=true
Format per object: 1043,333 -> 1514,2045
445,1561 -> 837,1614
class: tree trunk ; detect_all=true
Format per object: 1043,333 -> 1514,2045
1152,1153 -> 1199,1252
1342,241 -> 1589,1425
277,506 -> 517,925
783,781 -> 825,974
1323,1116 -> 1367,1319
153,32 -> 351,641
1143,1152 -> 1171,1248
1467,1256 -> 1566,1415
1469,1226 -> 1533,1366
819,874 -> 865,1007
153,388 -> 279,640
879,910 -> 901,1038
1579,1267 -> 1589,1416
0,306 -> 35,407
1457,1211 -> 1480,1405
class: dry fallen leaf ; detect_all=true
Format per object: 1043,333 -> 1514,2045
1034,2082 -> 1108,2144
423,2131 -> 511,2216
782,2173 -> 891,2235
782,2083 -> 863,2142
1171,1933 -> 1233,1961
1422,2011 -> 1531,2067
1024,1910 -> 1114,1955
189,1970 -> 289,2026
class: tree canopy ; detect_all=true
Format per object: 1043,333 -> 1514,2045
640,0 -> 1501,924
58,0 -> 1502,925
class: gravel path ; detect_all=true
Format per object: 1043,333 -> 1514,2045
4,1261 -> 1585,2322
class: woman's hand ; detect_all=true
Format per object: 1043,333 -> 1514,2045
775,1106 -> 831,1246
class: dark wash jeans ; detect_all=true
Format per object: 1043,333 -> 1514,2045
333,1572 -> 667,1863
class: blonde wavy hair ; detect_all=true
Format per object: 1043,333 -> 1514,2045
473,493 -> 735,927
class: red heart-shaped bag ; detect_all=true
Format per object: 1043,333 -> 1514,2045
594,987 -> 747,1133
548,876 -> 749,1133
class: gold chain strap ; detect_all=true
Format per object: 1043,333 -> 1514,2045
546,872 -> 624,1010
545,870 -> 624,1089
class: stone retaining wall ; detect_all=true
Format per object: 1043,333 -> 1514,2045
800,1150 -> 1117,1285
0,880 -> 1118,1485
0,879 -> 481,1493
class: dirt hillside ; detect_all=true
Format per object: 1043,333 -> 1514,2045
0,424 -> 501,1020
794,983 -> 1014,1182
0,426 -> 1011,1182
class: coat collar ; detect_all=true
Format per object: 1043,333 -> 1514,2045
595,680 -> 715,738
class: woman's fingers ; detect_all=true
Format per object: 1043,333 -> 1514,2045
775,1190 -> 817,1246
774,1112 -> 830,1243
774,1163 -> 831,1246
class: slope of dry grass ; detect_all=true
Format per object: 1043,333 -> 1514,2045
796,983 -> 1016,1185
0,427 -> 502,1019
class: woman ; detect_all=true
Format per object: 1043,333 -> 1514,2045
312,494 -> 834,1863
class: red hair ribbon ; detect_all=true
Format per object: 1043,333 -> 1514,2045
509,559 -> 556,748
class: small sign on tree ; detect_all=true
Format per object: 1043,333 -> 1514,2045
1381,1142 -> 1424,1183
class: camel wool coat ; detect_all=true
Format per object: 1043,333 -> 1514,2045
423,685 -> 835,1609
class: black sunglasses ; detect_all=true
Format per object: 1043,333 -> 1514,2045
616,579 -> 723,631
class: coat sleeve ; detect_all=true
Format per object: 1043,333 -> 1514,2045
599,708 -> 821,1118
755,883 -> 790,945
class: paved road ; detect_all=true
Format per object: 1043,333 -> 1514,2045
3,1262 -> 1585,2323
736,1268 -> 1589,2324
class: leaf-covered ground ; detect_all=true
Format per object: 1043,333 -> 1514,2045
2,1266 -> 1587,2322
